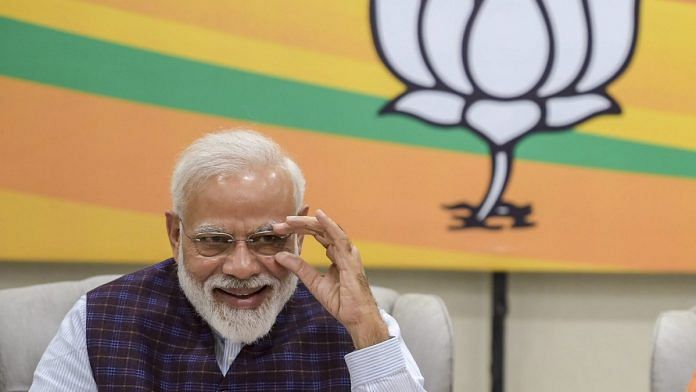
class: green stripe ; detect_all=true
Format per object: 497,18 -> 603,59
1,17 -> 694,178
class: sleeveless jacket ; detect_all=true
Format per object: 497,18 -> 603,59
86,259 -> 354,391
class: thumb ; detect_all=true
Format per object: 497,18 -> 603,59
274,251 -> 321,290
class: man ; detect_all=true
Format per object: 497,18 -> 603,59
31,130 -> 425,391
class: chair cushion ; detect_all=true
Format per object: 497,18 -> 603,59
651,308 -> 696,392
0,275 -> 120,392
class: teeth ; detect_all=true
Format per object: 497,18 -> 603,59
219,287 -> 264,297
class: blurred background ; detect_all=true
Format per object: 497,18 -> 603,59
0,1 -> 694,391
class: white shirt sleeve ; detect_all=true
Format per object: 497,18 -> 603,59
344,309 -> 426,391
29,295 -> 98,392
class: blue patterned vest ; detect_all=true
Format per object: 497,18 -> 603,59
86,259 -> 354,391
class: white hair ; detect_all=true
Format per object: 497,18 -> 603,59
171,129 -> 306,216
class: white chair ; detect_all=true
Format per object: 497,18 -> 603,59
651,307 -> 696,392
0,276 -> 453,392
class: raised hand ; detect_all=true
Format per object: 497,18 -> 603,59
273,209 -> 389,349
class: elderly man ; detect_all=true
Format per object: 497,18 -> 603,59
31,130 -> 425,391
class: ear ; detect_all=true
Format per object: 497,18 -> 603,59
165,211 -> 181,262
295,204 -> 309,255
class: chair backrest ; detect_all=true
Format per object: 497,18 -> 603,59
0,276 -> 453,392
372,286 -> 454,392
651,308 -> 696,392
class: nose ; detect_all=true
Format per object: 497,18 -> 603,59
221,241 -> 262,280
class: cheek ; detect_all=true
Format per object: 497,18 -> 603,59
258,256 -> 291,281
183,250 -> 222,283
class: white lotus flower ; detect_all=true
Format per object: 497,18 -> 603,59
371,0 -> 639,228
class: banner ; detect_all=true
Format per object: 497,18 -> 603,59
0,0 -> 694,272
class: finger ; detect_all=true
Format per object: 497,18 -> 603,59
274,251 -> 323,292
315,233 -> 331,248
274,217 -> 325,235
272,221 -> 323,236
286,216 -> 322,230
315,210 -> 352,252
273,223 -> 331,248
274,217 -> 333,250
273,221 -> 330,249
314,211 -> 361,273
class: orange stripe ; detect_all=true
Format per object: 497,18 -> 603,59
1,77 -> 694,271
0,188 -> 629,271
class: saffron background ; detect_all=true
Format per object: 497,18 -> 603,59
0,0 -> 694,272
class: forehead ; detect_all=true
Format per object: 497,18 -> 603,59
183,166 -> 296,231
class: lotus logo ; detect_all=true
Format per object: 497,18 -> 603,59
371,0 -> 640,229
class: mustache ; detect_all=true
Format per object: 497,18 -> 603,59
204,274 -> 279,290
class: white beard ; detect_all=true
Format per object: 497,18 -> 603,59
177,246 -> 298,344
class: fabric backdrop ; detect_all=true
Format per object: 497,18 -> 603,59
0,0 -> 694,272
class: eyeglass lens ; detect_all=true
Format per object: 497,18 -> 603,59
193,233 -> 290,256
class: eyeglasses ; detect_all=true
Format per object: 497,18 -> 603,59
180,221 -> 292,257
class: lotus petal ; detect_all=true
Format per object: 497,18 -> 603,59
467,0 -> 550,99
465,100 -> 541,145
390,90 -> 466,125
537,0 -> 589,97
421,0 -> 476,95
576,0 -> 638,92
372,0 -> 436,88
545,94 -> 615,128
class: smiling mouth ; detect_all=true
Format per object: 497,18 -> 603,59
215,286 -> 268,300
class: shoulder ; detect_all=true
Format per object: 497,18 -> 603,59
87,259 -> 176,297
89,259 -> 176,293
86,259 -> 183,317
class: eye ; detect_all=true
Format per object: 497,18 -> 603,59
249,234 -> 284,245
196,234 -> 232,244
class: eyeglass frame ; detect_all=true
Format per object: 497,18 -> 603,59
177,218 -> 294,257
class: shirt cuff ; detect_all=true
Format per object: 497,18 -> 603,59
344,336 -> 405,387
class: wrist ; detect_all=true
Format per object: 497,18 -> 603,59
346,315 -> 390,350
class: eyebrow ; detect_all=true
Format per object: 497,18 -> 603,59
194,221 -> 278,235
194,225 -> 227,234
252,222 -> 276,234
